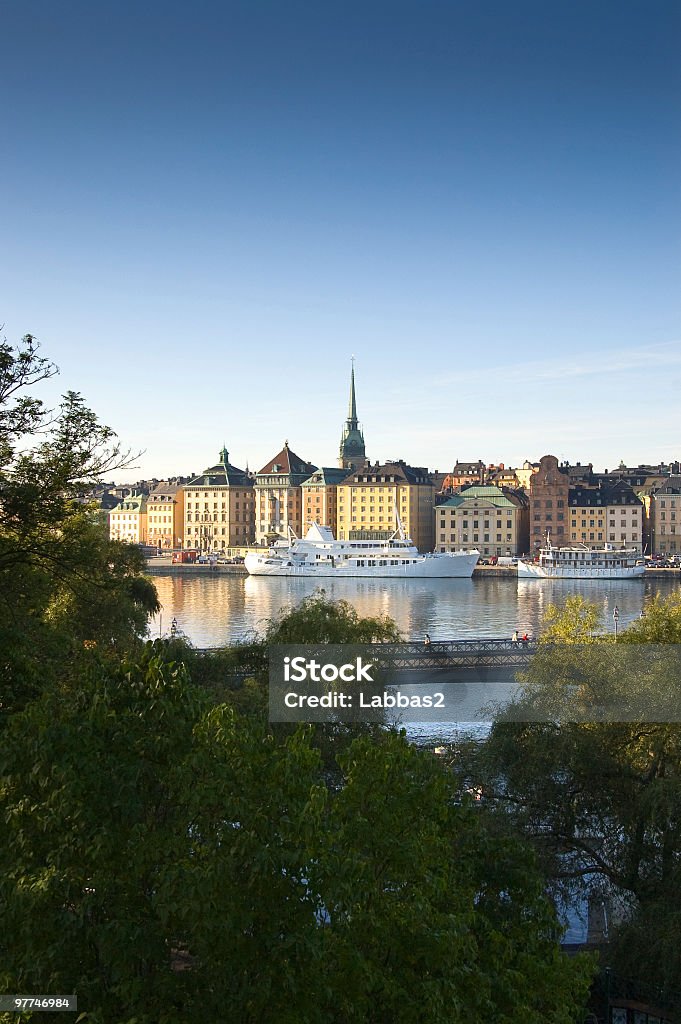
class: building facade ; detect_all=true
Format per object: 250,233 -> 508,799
336,461 -> 435,551
109,493 -> 147,544
649,478 -> 681,554
301,467 -> 349,535
568,484 -> 643,552
146,480 -> 186,550
183,448 -> 254,551
435,485 -> 529,557
529,455 -> 570,550
515,461 -> 540,491
254,442 -> 317,544
442,461 -> 486,492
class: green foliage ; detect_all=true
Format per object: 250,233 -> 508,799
540,594 -> 603,643
262,589 -> 403,644
0,646 -> 592,1024
619,591 -> 681,643
0,336 -> 158,720
466,593 -> 681,1013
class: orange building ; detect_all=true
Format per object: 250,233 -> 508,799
301,467 -> 349,535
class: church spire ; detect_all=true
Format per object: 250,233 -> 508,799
347,357 -> 358,426
339,358 -> 367,470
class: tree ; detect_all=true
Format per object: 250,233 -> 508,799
466,593 -> 681,1014
0,643 -> 593,1024
262,590 -> 403,645
173,590 -> 403,741
0,335 -> 158,720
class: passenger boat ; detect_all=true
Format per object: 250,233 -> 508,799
517,540 -> 645,579
244,522 -> 479,578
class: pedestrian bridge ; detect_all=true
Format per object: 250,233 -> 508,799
197,638 -> 540,678
377,639 -> 538,669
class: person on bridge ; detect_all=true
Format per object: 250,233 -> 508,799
424,633 -> 431,646
512,630 -> 518,643
521,633 -> 529,645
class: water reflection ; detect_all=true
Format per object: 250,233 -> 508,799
149,574 -> 679,648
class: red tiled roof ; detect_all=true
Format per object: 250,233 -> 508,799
257,443 -> 316,477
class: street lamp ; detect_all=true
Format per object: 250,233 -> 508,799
613,605 -> 619,638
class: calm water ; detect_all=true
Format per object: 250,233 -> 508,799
149,573 -> 680,647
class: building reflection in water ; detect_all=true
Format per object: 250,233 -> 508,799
148,573 -> 678,649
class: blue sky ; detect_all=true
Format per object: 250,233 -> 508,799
2,0 -> 679,480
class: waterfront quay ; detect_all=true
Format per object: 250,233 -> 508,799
146,554 -> 680,580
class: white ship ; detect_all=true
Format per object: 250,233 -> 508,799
517,540 -> 645,580
244,522 -> 479,578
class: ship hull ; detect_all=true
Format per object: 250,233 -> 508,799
517,560 -> 645,580
245,552 -> 479,578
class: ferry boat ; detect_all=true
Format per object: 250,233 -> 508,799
517,540 -> 645,580
244,522 -> 479,578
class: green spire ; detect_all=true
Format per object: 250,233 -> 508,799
347,358 -> 358,426
339,358 -> 366,469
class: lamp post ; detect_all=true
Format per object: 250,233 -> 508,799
613,605 -> 619,638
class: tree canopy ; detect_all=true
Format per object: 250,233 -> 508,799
0,644 -> 593,1024
0,335 -> 158,720
466,592 -> 681,1015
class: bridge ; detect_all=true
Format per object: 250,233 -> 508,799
196,638 -> 541,677
374,639 -> 538,670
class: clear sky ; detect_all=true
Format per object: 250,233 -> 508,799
2,0 -> 679,480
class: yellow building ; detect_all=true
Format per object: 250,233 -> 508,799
301,467 -> 349,536
435,485 -> 529,557
254,442 -> 317,544
146,480 -> 185,550
515,460 -> 540,491
649,478 -> 681,555
184,448 -> 254,552
568,484 -> 643,552
336,461 -> 435,552
109,493 -> 147,544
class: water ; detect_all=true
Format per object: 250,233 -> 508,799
150,573 -> 680,647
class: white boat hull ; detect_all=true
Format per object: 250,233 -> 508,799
517,560 -> 645,580
245,551 -> 479,578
